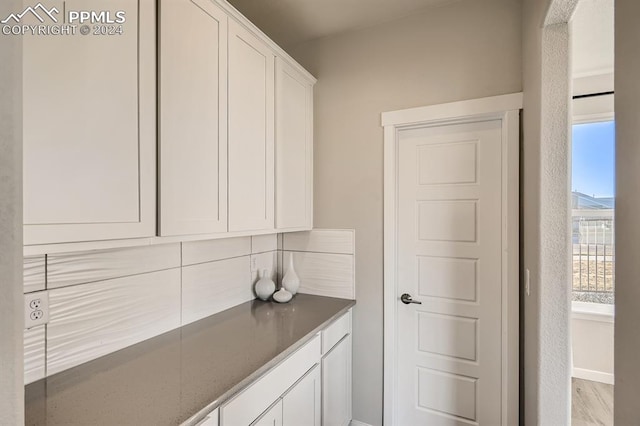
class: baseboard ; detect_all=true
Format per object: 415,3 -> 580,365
350,420 -> 375,426
573,367 -> 615,385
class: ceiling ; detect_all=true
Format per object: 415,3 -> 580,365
226,0 -> 459,48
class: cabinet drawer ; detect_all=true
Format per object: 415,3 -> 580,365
221,334 -> 320,426
322,311 -> 351,355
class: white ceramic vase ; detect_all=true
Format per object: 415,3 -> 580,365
282,253 -> 300,295
273,288 -> 292,303
255,269 -> 275,301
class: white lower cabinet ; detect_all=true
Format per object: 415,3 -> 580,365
283,365 -> 321,426
252,400 -> 283,426
322,335 -> 352,426
221,335 -> 320,426
197,409 -> 219,426
217,310 -> 351,426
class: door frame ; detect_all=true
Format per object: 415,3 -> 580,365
381,93 -> 522,426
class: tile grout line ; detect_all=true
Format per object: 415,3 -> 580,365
45,265 -> 183,292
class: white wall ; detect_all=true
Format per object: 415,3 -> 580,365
614,0 -> 640,422
0,0 -> 24,421
571,306 -> 614,383
521,0 -> 582,424
289,1 -> 523,423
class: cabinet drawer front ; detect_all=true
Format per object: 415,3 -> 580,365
322,311 -> 351,355
221,335 -> 320,426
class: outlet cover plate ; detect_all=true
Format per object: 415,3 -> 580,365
24,290 -> 49,329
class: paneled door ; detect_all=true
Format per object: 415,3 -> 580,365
396,120 -> 503,425
158,0 -> 228,236
228,19 -> 275,233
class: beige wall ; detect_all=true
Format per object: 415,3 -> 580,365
289,0 -> 522,423
614,0 -> 640,422
521,1 -> 544,422
0,0 -> 24,422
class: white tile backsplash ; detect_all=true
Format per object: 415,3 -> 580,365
182,256 -> 253,326
251,234 -> 278,253
24,255 -> 46,293
47,269 -> 181,375
251,251 -> 278,284
24,230 -> 355,381
47,244 -> 181,289
182,237 -> 251,266
283,229 -> 355,254
283,251 -> 355,299
24,326 -> 45,384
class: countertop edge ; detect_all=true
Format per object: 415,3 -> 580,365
183,300 -> 356,426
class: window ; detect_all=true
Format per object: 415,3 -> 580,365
571,118 -> 615,304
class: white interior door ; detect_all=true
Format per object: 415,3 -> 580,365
396,119 -> 503,425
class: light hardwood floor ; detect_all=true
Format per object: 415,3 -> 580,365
572,378 -> 614,426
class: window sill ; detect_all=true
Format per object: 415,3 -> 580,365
572,301 -> 615,323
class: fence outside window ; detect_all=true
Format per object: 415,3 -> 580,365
572,208 -> 614,304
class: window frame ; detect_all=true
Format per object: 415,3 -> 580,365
571,93 -> 615,316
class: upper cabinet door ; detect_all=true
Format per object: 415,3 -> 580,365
275,59 -> 314,231
23,0 -> 156,245
228,20 -> 275,233
158,0 -> 228,236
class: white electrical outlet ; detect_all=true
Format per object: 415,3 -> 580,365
24,290 -> 49,329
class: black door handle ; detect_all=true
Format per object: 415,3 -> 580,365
400,293 -> 422,305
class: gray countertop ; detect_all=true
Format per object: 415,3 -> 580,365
25,294 -> 355,426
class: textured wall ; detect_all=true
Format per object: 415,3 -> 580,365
538,22 -> 572,425
614,0 -> 640,422
0,0 -> 24,421
522,0 -> 577,424
289,0 -> 523,423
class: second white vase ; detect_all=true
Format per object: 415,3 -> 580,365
282,253 -> 300,295
255,269 -> 275,301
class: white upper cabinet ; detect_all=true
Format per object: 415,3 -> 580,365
275,58 -> 314,231
23,0 -> 156,245
158,0 -> 228,236
23,0 -> 315,247
228,20 -> 275,233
